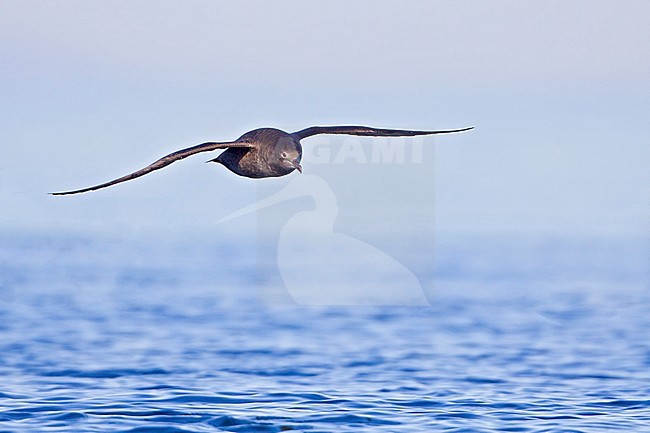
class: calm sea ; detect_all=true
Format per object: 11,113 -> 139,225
0,231 -> 648,432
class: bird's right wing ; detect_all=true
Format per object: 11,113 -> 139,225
51,140 -> 255,195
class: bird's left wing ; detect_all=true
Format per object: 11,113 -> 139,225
51,140 -> 255,195
293,125 -> 473,140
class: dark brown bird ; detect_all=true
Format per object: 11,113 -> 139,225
51,125 -> 473,195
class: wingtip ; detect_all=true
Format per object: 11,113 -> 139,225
49,189 -> 88,196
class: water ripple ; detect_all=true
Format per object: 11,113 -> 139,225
1,234 -> 649,432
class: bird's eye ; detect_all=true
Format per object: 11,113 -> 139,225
281,152 -> 288,158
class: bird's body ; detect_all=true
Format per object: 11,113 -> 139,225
51,124 -> 472,195
211,128 -> 303,178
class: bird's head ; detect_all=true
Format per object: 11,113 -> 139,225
275,139 -> 303,174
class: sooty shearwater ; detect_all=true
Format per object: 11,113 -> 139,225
51,125 -> 473,195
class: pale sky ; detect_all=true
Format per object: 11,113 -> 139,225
1,0 -> 648,237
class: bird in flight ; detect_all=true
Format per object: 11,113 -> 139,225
51,125 -> 473,195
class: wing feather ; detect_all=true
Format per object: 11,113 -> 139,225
51,140 -> 254,195
293,125 -> 473,140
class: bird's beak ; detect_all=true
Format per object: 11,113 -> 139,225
292,159 -> 302,173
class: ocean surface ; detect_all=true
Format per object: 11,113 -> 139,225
0,231 -> 648,432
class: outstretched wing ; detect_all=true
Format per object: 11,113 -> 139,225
51,140 -> 255,195
293,125 -> 474,140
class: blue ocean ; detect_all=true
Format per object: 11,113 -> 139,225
0,232 -> 648,432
